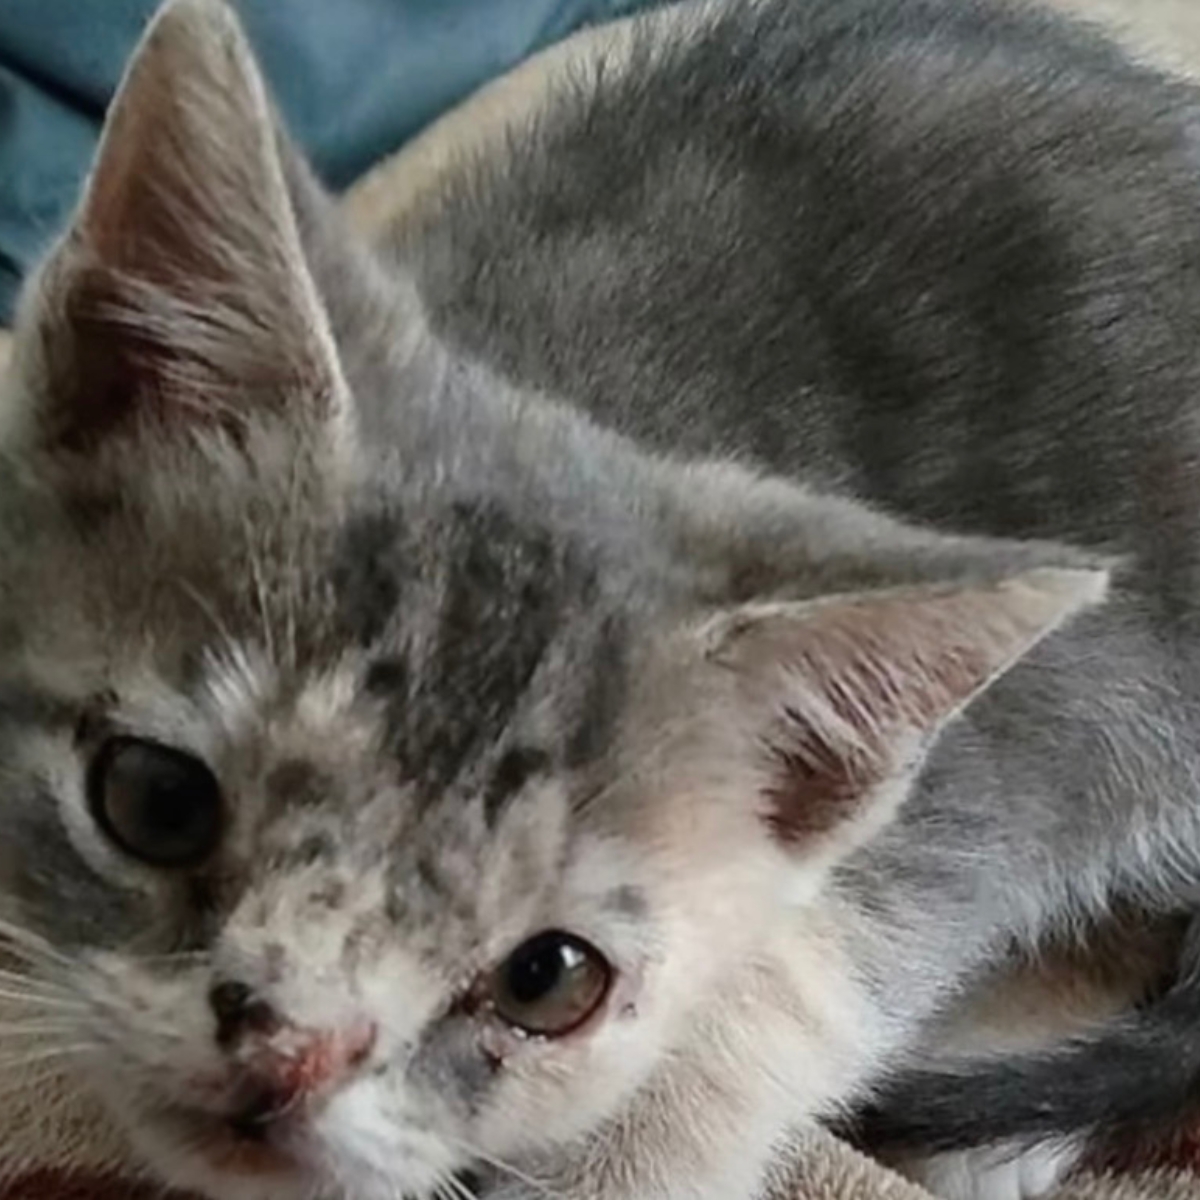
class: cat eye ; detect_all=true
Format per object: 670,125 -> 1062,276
489,931 -> 612,1036
87,737 -> 223,868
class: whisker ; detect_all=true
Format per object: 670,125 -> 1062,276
0,988 -> 88,1013
442,1136 -> 559,1200
176,578 -> 238,659
0,1021 -> 84,1035
0,1042 -> 98,1071
0,917 -> 76,970
283,453 -> 308,675
124,949 -> 210,973
0,945 -> 66,979
134,949 -> 209,963
242,516 -> 278,668
0,1039 -> 96,1058
0,979 -> 80,998
0,1063 -> 76,1095
0,963 -> 78,988
0,944 -> 70,975
442,1176 -> 475,1200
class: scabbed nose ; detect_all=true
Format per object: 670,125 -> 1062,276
208,979 -> 377,1138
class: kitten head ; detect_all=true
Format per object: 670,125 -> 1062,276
0,2 -> 1107,1198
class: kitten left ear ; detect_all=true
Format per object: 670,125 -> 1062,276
696,567 -> 1106,866
14,0 -> 345,455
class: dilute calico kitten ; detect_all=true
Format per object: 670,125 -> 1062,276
4,0 -> 1200,1198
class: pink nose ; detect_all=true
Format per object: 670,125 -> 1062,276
227,1021 -> 377,1138
250,1019 -> 377,1094
208,982 -> 377,1138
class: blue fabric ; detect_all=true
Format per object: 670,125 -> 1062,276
0,0 -> 663,322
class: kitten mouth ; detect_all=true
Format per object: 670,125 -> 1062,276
224,1080 -> 306,1146
204,1127 -> 296,1176
160,1105 -> 482,1199
155,1101 -> 304,1179
198,1121 -> 298,1177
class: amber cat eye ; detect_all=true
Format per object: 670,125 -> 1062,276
87,736 -> 224,868
490,930 -> 612,1036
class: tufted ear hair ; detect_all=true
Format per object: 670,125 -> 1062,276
689,566 -> 1106,868
7,0 -> 347,460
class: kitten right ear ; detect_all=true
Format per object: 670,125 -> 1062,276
6,0 -> 346,458
676,565 -> 1106,876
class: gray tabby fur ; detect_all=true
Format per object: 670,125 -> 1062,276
0,0 -> 1194,1198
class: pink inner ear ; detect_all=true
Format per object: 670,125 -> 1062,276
745,591 -> 1018,847
43,261 -> 305,454
47,267 -> 187,452
762,703 -> 880,844
29,0 -> 343,458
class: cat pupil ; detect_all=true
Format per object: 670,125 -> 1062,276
88,738 -> 223,868
142,781 -> 193,834
507,936 -> 569,1003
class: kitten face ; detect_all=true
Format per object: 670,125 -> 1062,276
0,437 -> 724,1199
0,2 -> 1107,1198
0,412 -> 830,1200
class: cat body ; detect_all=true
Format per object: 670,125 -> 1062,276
0,2 -> 1199,1200
391,1 -> 1200,1177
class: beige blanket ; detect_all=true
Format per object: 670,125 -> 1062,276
3,0 -> 1200,1195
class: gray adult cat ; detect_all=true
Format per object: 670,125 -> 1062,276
0,0 -> 1197,1198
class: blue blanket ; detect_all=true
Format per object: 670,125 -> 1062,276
0,0 -> 661,322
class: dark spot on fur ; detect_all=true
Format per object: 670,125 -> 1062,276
604,884 -> 647,918
331,510 -> 407,646
265,759 -> 329,812
565,615 -> 629,768
289,832 -> 335,866
186,875 -> 218,916
415,855 -> 443,894
386,849 -> 476,926
482,746 -> 550,825
386,504 -> 573,800
262,942 -> 286,983
421,507 -> 560,779
365,656 -> 409,698
341,918 -> 378,969
309,878 -> 346,909
73,691 -> 119,746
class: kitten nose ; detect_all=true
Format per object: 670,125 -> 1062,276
209,979 -> 377,1135
209,980 -> 281,1046
224,1018 -> 378,1139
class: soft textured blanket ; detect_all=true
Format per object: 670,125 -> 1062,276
4,0 -> 1200,1196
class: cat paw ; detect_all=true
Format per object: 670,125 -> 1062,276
896,1140 -> 1080,1200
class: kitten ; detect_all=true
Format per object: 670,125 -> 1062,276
0,2 -> 1199,1200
